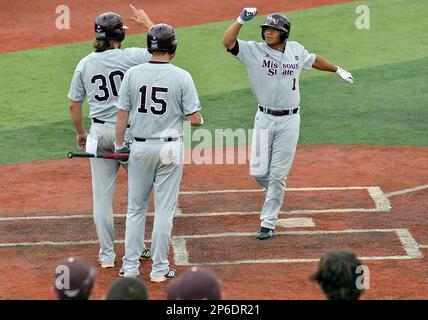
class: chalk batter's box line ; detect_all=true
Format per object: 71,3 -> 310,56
170,228 -> 423,266
0,186 -> 392,222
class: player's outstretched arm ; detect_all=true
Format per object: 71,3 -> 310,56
129,4 -> 154,31
69,100 -> 87,151
313,55 -> 354,84
222,8 -> 257,50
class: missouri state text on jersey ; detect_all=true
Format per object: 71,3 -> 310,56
234,39 -> 315,109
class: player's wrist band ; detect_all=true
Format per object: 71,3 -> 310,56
237,16 -> 246,24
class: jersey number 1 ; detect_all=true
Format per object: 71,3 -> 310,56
138,85 -> 168,115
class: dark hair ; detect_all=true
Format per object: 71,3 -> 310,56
106,278 -> 148,300
93,39 -> 117,52
311,249 -> 365,300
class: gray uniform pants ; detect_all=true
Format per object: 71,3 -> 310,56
250,110 -> 300,230
122,139 -> 183,278
89,122 -> 144,265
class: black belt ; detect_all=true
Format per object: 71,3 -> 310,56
135,137 -> 179,142
92,118 -> 130,128
258,105 -> 299,116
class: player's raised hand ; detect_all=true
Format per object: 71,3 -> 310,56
336,66 -> 354,84
129,4 -> 154,30
237,8 -> 258,25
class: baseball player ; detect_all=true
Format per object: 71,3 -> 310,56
222,9 -> 353,240
114,23 -> 203,281
68,6 -> 154,268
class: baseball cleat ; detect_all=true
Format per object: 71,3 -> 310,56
101,262 -> 115,269
150,268 -> 176,283
139,248 -> 151,260
118,267 -> 138,278
256,227 -> 274,240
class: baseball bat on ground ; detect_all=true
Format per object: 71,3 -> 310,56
67,151 -> 129,160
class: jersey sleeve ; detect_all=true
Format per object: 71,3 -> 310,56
67,62 -> 86,102
116,71 -> 132,112
181,71 -> 201,116
124,48 -> 152,65
231,39 -> 257,66
300,47 -> 316,70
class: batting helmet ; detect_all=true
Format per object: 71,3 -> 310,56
95,12 -> 127,42
260,13 -> 291,42
147,23 -> 177,55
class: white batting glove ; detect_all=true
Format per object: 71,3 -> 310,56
237,8 -> 258,24
336,66 -> 354,84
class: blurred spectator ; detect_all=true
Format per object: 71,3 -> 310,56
167,266 -> 222,300
106,278 -> 148,300
53,257 -> 96,300
311,249 -> 365,300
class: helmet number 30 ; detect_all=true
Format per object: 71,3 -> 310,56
138,85 -> 168,116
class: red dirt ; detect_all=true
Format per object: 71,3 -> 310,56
0,0 -> 355,54
0,146 -> 427,299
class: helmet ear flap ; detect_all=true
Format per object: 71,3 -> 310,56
168,40 -> 177,55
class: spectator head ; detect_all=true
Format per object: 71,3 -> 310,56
167,267 -> 222,300
311,249 -> 365,300
106,278 -> 148,300
53,257 -> 96,300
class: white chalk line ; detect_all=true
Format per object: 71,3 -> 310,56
0,239 -> 151,248
180,186 -> 378,195
0,185 -> 390,222
0,208 -> 387,222
386,184 -> 428,198
277,218 -> 315,228
171,228 -> 423,266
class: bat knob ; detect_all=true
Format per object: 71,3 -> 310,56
67,152 -> 73,159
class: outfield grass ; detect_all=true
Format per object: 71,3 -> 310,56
0,0 -> 427,164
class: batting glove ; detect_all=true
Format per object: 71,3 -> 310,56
114,142 -> 130,154
237,8 -> 258,24
336,66 -> 354,84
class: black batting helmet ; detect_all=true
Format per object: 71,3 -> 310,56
147,23 -> 177,54
95,12 -> 127,42
260,13 -> 291,42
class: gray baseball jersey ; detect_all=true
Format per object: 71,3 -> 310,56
116,61 -> 201,138
118,61 -> 201,279
68,48 -> 151,123
228,38 -> 315,235
67,47 -> 151,267
234,39 -> 315,109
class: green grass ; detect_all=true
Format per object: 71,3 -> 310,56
0,0 -> 427,164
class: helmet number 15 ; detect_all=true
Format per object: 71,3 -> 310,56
138,85 -> 168,116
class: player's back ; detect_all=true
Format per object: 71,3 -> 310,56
69,48 -> 151,122
122,61 -> 198,139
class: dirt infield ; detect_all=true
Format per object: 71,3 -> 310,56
0,146 -> 427,299
0,0 -> 355,54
